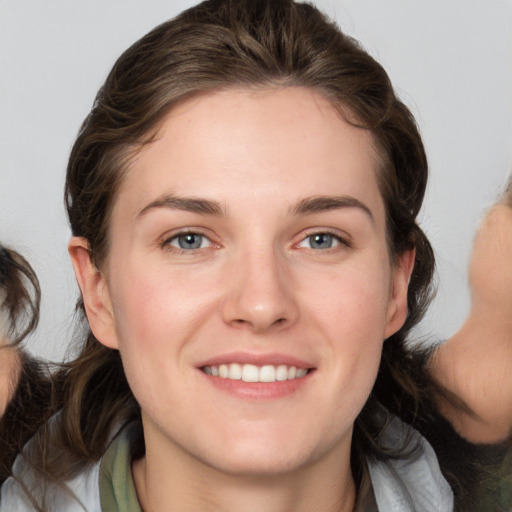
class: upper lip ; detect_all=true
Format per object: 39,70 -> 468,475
196,352 -> 315,370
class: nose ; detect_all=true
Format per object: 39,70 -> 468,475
221,247 -> 299,333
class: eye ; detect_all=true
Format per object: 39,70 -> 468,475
164,232 -> 212,251
298,232 -> 348,250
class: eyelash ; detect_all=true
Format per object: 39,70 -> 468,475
296,230 -> 352,251
160,229 -> 352,255
160,230 -> 216,254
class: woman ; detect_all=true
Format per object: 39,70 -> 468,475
0,245 -> 54,485
0,246 -> 40,416
1,0 -> 453,510
431,178 -> 512,444
428,177 -> 512,510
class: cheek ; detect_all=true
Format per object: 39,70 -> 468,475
106,263 -> 222,386
106,270 -> 198,418
110,272 -> 168,346
109,262 -> 213,342
309,257 -> 392,340
305,258 -> 391,396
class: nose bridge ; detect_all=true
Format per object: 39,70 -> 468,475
222,239 -> 298,332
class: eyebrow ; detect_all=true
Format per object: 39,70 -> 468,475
290,195 -> 374,224
138,194 -> 224,217
137,193 -> 374,223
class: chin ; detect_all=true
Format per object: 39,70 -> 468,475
203,446 -> 313,477
192,426 -> 345,478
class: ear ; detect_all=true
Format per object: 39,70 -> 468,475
384,248 -> 415,339
68,237 -> 119,349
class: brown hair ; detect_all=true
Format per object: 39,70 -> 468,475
0,246 -> 49,484
0,246 -> 40,347
502,171 -> 512,208
5,0 -> 442,506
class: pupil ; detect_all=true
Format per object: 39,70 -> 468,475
311,233 -> 332,249
179,234 -> 202,249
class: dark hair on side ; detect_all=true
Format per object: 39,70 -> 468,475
3,0 -> 459,507
0,246 -> 40,347
0,246 -> 50,485
502,171 -> 512,209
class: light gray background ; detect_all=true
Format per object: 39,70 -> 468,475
1,0 -> 511,361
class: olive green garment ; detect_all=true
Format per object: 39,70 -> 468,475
99,422 -> 142,512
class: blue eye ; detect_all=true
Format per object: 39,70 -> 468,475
168,233 -> 209,250
298,233 -> 343,250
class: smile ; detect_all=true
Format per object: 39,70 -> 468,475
202,363 -> 309,383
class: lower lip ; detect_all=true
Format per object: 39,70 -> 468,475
199,370 -> 313,400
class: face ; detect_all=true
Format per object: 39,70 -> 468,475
71,87 -> 412,477
469,204 -> 512,306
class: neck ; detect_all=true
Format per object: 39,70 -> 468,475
450,306 -> 512,356
432,308 -> 512,443
469,301 -> 512,332
132,422 -> 356,512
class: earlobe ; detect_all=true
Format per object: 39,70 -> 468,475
68,237 -> 119,349
384,249 -> 415,339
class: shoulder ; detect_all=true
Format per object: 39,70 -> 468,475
423,403 -> 512,511
1,458 -> 101,512
0,420 -> 140,512
367,414 -> 454,512
0,415 -> 134,512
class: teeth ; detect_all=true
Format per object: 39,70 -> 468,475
229,363 -> 242,380
275,365 -> 288,381
296,368 -> 307,378
202,363 -> 309,382
242,364 -> 259,382
259,365 -> 276,382
219,364 -> 229,378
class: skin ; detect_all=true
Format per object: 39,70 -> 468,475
70,87 -> 414,512
0,309 -> 21,416
0,345 -> 20,416
431,204 -> 512,443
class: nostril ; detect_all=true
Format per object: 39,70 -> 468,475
229,316 -> 287,331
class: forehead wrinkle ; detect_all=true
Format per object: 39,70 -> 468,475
290,195 -> 375,225
137,194 -> 226,218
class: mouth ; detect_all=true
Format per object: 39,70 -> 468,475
201,363 -> 311,383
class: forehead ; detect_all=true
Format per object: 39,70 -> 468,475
116,87 -> 384,220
